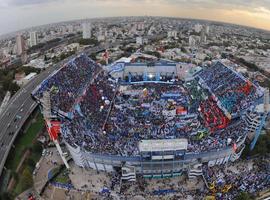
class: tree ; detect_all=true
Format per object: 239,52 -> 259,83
21,167 -> 33,191
144,51 -> 161,58
11,171 -> 19,182
99,60 -> 107,66
16,66 -> 41,75
252,134 -> 270,156
235,192 -> 254,200
2,80 -> 20,95
181,47 -> 187,53
125,46 -> 136,53
242,133 -> 270,159
32,142 -> 42,153
221,53 -> 227,59
26,158 -> 36,170
78,38 -> 98,46
0,192 -> 13,200
89,53 -> 97,61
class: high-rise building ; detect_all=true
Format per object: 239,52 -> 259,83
194,24 -> 202,33
16,34 -> 26,55
82,23 -> 91,39
29,31 -> 38,47
137,22 -> 145,30
189,35 -> 200,47
204,26 -> 210,35
200,31 -> 207,44
167,30 -> 178,39
67,25 -> 74,33
136,37 -> 143,45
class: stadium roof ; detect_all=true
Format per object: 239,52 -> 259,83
139,139 -> 188,152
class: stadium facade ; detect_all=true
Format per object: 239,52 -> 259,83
32,53 -> 269,179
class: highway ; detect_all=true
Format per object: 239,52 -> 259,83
0,34 -> 164,177
0,63 -> 63,176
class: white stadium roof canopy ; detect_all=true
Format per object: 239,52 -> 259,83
139,139 -> 188,152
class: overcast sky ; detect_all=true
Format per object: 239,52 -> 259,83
0,0 -> 270,35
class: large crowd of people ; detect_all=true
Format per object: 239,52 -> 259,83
202,157 -> 270,199
33,54 -> 100,113
200,96 -> 230,132
62,71 -> 117,152
62,76 -> 248,156
198,62 -> 262,115
34,55 -> 262,157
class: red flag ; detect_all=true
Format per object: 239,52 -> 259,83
46,120 -> 61,141
233,143 -> 237,152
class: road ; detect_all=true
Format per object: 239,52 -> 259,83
0,34 -> 165,177
0,63 -> 63,175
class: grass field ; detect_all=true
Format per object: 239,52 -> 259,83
3,111 -> 45,197
52,168 -> 70,184
5,112 -> 44,171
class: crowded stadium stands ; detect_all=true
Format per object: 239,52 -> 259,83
61,78 -> 248,156
198,62 -> 262,116
33,55 -> 262,158
32,54 -> 100,113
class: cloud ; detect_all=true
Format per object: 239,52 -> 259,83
2,0 -> 270,12
0,0 -> 270,35
0,0 -> 61,7
165,0 -> 270,12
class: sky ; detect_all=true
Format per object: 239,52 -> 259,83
0,0 -> 270,35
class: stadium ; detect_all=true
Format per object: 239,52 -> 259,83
32,53 -> 268,179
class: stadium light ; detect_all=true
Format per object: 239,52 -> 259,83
148,74 -> 154,78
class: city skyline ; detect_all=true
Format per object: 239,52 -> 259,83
0,0 -> 270,35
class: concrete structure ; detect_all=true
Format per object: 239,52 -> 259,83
29,31 -> 38,47
97,34 -> 106,42
167,31 -> 178,39
204,25 -> 210,35
189,35 -> 200,47
67,25 -> 74,33
15,34 -> 26,55
16,72 -> 37,86
136,37 -> 143,45
82,23 -> 91,39
33,53 -> 266,179
194,24 -> 202,33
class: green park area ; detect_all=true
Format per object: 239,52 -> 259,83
52,168 -> 71,184
6,112 -> 44,170
0,111 -> 45,199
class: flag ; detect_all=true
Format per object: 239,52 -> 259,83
233,143 -> 237,152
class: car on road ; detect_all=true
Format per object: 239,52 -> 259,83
14,115 -> 22,122
42,149 -> 46,156
62,152 -> 68,157
8,132 -> 14,136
